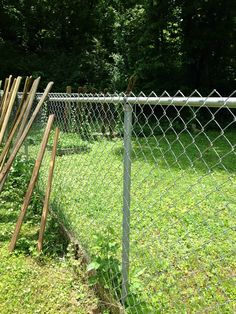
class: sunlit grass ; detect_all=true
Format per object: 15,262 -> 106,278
0,157 -> 100,314
29,128 -> 236,313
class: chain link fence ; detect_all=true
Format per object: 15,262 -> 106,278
27,91 -> 236,313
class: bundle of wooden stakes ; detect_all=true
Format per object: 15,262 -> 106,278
0,75 -> 59,252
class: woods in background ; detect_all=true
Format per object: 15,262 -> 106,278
0,0 -> 235,94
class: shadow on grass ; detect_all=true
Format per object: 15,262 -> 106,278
113,130 -> 236,173
49,145 -> 91,156
29,126 -> 92,156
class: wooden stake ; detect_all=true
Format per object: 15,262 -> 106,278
66,86 -> 72,93
0,78 -> 40,170
0,76 -> 22,145
9,114 -> 55,252
3,77 -> 9,91
16,77 -> 41,142
5,76 -> 32,142
0,76 -> 11,113
0,81 -> 54,191
37,127 -> 59,252
2,78 -> 16,121
10,76 -> 32,129
0,76 -> 13,126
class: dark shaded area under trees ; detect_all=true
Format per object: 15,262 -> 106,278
0,0 -> 235,94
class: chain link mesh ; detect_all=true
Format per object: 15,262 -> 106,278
27,91 -> 236,313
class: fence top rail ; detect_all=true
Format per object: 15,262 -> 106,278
17,92 -> 236,109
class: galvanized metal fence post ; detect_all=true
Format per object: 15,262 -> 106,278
121,97 -> 132,305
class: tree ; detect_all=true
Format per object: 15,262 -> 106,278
0,0 -> 235,93
180,0 -> 236,93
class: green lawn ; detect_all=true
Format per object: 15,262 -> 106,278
29,126 -> 236,313
0,156 -> 100,314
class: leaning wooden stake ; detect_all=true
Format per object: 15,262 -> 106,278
0,78 -> 40,170
9,115 -> 55,252
0,76 -> 22,145
0,76 -> 11,114
0,81 -> 54,191
0,76 -> 13,126
16,77 -> 41,142
0,77 -> 17,132
37,127 -> 59,252
9,76 -> 32,131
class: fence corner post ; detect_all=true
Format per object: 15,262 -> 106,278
121,96 -> 132,306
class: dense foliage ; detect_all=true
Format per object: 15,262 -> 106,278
0,0 -> 235,93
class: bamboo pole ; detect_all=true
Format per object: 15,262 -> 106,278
0,81 -> 54,191
9,114 -> 55,252
0,78 -> 40,170
0,77 -> 22,145
37,127 -> 59,252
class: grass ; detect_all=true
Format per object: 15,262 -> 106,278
28,124 -> 236,313
0,155 -> 100,314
